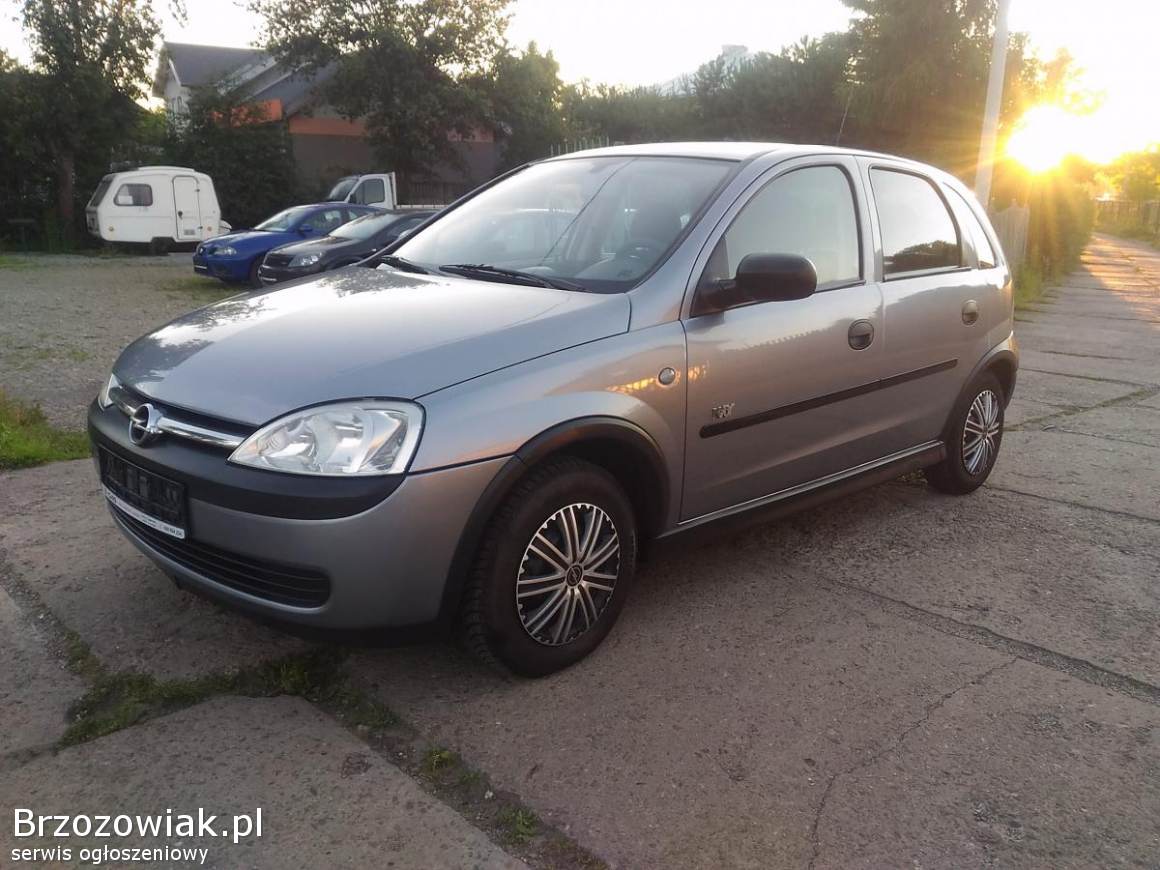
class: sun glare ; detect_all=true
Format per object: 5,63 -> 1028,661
1006,100 -> 1156,173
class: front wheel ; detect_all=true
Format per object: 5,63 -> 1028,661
925,371 -> 1005,494
459,458 -> 637,677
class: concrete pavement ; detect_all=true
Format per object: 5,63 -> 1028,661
1,235 -> 1158,867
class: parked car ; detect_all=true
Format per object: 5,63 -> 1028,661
258,210 -> 436,285
86,166 -> 228,250
90,143 -> 1016,676
193,203 -> 380,286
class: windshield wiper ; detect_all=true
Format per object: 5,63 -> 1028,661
376,255 -> 431,274
440,263 -> 587,292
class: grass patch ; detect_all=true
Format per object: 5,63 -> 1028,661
161,276 -> 237,301
0,390 -> 90,471
1013,263 -> 1045,308
0,254 -> 34,270
497,807 -> 541,846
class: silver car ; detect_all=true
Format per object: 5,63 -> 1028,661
89,143 -> 1016,675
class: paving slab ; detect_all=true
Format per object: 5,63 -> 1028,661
814,659 -> 1160,869
0,696 -> 525,869
1010,368 -> 1142,409
1017,349 -> 1160,389
727,481 -> 1160,685
1054,403 -> 1160,448
0,587 -> 85,759
0,462 -> 309,681
353,571 -> 1010,870
991,428 -> 1160,521
1004,395 -> 1064,427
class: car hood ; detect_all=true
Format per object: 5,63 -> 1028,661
272,235 -> 357,257
201,230 -> 288,251
115,268 -> 631,427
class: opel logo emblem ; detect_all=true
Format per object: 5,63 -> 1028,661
129,403 -> 164,446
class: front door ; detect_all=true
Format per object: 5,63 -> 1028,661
681,158 -> 888,521
172,176 -> 201,240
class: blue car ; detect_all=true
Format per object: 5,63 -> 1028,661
193,203 -> 381,286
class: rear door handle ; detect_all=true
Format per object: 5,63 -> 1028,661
962,299 -> 979,325
848,319 -> 874,350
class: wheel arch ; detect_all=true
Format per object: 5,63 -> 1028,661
436,417 -> 669,629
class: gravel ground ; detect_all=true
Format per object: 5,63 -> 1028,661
0,253 -> 231,428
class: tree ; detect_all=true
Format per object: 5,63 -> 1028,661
480,42 -> 567,169
1106,149 -> 1160,202
19,0 -> 163,238
165,90 -> 300,228
250,0 -> 510,176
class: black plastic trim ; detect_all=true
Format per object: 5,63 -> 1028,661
701,359 -> 959,438
435,416 -> 670,629
88,401 -> 403,519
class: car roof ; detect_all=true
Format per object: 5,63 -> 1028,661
543,141 -> 954,179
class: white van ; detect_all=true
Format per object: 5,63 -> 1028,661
85,167 -> 228,249
325,172 -> 445,210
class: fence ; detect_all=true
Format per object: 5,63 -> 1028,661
989,203 -> 1030,273
548,136 -> 612,158
396,176 -> 471,206
1094,199 -> 1160,232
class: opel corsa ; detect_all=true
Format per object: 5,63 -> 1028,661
90,143 -> 1017,675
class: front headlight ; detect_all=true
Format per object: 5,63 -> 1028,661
97,372 -> 121,410
289,252 -> 323,268
229,401 -> 423,476
216,246 -> 238,257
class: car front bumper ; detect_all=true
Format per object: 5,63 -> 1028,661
88,400 -> 506,631
192,253 -> 251,281
257,262 -> 322,285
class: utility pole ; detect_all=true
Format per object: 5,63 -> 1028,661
974,0 -> 1012,207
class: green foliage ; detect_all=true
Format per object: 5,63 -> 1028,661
12,0 -> 164,241
497,807 -> 540,845
479,42 -> 568,169
1103,148 -> 1160,203
0,389 -> 91,471
250,0 -> 510,175
165,90 -> 300,229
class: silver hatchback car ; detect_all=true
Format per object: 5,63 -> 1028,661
89,143 -> 1016,675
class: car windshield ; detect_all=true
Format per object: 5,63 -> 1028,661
391,156 -> 733,293
255,207 -> 313,232
332,212 -> 398,240
326,176 -> 358,201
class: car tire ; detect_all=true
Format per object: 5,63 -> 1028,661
247,258 -> 263,288
924,371 -> 1005,495
459,457 -> 637,677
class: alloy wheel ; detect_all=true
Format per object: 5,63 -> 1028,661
962,388 -> 1002,475
516,503 -> 620,646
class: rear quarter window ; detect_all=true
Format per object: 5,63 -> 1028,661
113,183 -> 153,207
948,189 -> 998,268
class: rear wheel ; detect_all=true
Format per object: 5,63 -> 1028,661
459,458 -> 637,676
925,371 -> 1005,494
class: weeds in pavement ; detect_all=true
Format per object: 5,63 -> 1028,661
497,807 -> 541,845
0,390 -> 90,470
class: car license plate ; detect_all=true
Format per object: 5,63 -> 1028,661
98,449 -> 187,540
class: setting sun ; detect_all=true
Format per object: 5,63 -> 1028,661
1006,99 -> 1158,173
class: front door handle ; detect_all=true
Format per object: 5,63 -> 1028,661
962,299 -> 979,325
848,319 -> 874,350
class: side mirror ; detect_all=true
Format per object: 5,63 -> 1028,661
298,224 -> 315,235
695,253 -> 817,315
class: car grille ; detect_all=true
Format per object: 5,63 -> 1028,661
263,252 -> 293,268
115,510 -> 331,608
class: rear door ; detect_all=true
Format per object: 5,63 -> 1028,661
681,156 -> 888,520
172,175 -> 201,241
860,161 -> 981,450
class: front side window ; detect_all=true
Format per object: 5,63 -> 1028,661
113,183 -> 153,207
256,206 -> 313,231
870,169 -> 961,276
353,178 -> 386,205
699,165 -> 862,291
948,189 -> 997,268
392,156 -> 733,293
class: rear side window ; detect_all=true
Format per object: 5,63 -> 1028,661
303,208 -> 346,234
870,169 -> 961,276
114,183 -> 153,207
949,189 -> 997,268
700,165 -> 862,290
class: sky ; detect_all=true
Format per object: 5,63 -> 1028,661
3,0 -> 1158,156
